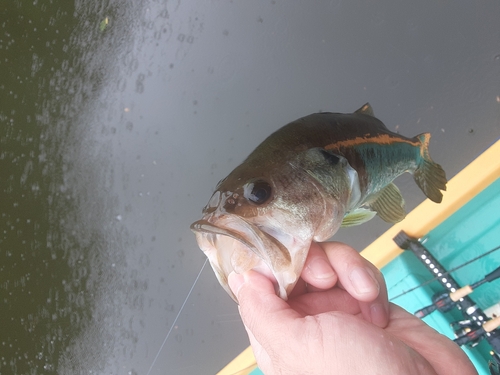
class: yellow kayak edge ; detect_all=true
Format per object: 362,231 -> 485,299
217,139 -> 500,375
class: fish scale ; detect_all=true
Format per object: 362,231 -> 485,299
338,141 -> 420,196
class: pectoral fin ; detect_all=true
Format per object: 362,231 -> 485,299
366,182 -> 406,223
341,208 -> 377,227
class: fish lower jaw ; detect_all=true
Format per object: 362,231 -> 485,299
197,232 -> 301,300
228,240 -> 297,300
192,216 -> 310,300
247,261 -> 300,300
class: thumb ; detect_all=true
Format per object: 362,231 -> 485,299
228,270 -> 302,344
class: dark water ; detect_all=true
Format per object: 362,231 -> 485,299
2,1 -> 249,373
1,1 -> 174,373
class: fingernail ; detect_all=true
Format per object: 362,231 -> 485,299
349,267 -> 379,295
307,257 -> 336,279
370,303 -> 388,328
228,272 -> 245,297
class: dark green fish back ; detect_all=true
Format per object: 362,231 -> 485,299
243,104 -> 446,204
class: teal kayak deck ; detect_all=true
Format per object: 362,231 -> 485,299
385,177 -> 500,374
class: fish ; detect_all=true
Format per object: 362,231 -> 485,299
190,103 -> 447,301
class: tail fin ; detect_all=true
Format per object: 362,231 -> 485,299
413,133 -> 447,203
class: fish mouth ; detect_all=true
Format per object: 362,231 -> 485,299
190,215 -> 296,301
190,220 -> 260,256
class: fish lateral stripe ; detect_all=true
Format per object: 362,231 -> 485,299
323,133 -> 422,151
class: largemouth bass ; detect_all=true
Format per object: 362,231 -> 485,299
191,103 -> 446,301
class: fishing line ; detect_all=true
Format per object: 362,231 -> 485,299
390,243 -> 500,301
146,258 -> 208,375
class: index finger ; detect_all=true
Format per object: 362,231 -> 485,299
228,270 -> 305,350
308,242 -> 389,328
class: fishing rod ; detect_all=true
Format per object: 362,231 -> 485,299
414,265 -> 500,318
390,243 -> 500,301
454,315 -> 500,346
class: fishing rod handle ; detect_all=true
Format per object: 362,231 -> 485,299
450,285 -> 473,302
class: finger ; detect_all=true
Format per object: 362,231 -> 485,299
319,242 -> 389,327
388,305 -> 478,375
299,242 -> 338,291
318,242 -> 381,301
289,286 -> 363,316
289,242 -> 337,299
228,270 -> 303,349
287,278 -> 308,299
244,325 -> 275,375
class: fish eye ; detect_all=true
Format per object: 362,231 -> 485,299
243,180 -> 272,205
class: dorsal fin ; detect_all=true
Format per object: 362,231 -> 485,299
354,103 -> 375,117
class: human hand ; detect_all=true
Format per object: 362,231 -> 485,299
228,242 -> 477,375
